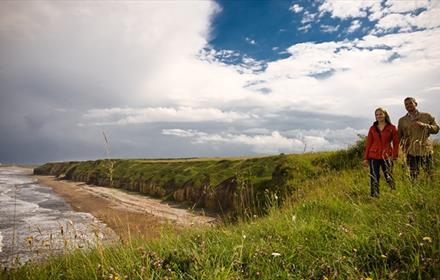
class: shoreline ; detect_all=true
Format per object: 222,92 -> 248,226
30,172 -> 215,241
33,174 -> 215,241
1,165 -> 215,241
34,176 -> 166,240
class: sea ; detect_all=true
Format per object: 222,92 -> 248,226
0,166 -> 117,268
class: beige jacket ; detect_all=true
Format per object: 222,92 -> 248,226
398,111 -> 439,156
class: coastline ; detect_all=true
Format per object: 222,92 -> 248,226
0,166 -> 119,267
33,174 -> 215,241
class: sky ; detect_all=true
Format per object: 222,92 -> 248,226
1,0 -> 439,164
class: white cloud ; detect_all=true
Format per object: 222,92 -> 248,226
385,0 -> 430,14
321,24 -> 340,33
319,0 -> 440,32
319,0 -> 382,19
289,4 -> 303,13
301,11 -> 317,24
162,129 -> 207,138
285,127 -> 366,145
298,24 -> 312,33
348,20 -> 362,33
163,129 -> 305,154
82,107 -> 256,125
162,128 -> 365,154
424,86 -> 440,92
410,1 -> 440,29
374,13 -> 414,33
0,1 -> 221,108
246,27 -> 440,117
243,128 -> 271,134
245,37 -> 256,45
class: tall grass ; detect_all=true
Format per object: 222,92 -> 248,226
4,144 -> 440,279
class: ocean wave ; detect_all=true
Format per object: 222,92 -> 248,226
0,166 -> 117,268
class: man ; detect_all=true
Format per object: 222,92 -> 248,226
398,97 -> 439,180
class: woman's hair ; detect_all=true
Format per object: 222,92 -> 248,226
374,107 -> 392,125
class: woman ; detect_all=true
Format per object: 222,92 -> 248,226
364,107 -> 399,197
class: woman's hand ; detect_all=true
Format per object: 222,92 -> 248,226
363,159 -> 369,167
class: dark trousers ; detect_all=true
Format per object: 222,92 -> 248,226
407,154 -> 433,180
369,159 -> 395,197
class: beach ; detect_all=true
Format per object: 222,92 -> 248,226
0,166 -> 215,267
34,172 -> 216,240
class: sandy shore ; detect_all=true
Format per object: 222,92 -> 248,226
33,174 -> 216,241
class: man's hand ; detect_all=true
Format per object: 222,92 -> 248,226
414,121 -> 426,128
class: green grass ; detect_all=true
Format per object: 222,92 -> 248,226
4,143 -> 440,279
33,152 -> 330,215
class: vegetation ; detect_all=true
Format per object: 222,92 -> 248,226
3,141 -> 439,279
33,152 -> 331,216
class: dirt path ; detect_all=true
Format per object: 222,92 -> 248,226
34,175 -> 216,240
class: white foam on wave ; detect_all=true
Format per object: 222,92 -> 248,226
0,196 -> 40,215
0,167 -> 119,267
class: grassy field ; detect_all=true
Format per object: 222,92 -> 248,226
3,142 -> 439,279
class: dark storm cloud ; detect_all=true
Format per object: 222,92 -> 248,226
0,1 -> 217,163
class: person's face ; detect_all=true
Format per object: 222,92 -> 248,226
404,99 -> 417,113
375,110 -> 385,122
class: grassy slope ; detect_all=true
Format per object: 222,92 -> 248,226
32,153 -> 328,215
5,144 -> 440,279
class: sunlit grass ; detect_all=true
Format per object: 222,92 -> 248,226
4,144 -> 439,279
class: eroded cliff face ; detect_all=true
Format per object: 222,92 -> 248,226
33,160 -> 273,215
33,153 -> 325,215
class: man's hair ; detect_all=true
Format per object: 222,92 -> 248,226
404,97 -> 417,105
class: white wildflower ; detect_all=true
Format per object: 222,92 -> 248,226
292,215 -> 297,222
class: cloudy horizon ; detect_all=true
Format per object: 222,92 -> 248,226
1,0 -> 439,164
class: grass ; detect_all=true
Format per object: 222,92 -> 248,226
3,143 -> 440,279
33,153 -> 327,216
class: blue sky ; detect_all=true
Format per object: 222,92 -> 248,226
1,0 -> 439,163
210,0 -> 370,63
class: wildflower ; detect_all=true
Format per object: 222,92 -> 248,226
271,252 -> 281,257
292,215 -> 297,222
323,277 -> 328,280
423,236 -> 432,243
26,236 -> 33,245
365,277 -> 373,280
381,254 -> 387,259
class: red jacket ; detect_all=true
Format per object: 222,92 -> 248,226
364,123 -> 399,160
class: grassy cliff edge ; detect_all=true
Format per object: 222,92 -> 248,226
5,142 -> 439,279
